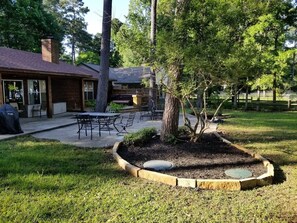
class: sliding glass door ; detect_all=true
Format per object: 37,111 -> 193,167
28,80 -> 47,108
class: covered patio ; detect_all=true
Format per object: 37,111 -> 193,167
0,38 -> 99,118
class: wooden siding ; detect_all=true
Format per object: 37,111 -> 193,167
51,78 -> 82,111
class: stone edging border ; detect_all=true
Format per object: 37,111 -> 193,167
112,133 -> 274,191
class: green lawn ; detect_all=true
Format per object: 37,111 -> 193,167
0,111 -> 297,223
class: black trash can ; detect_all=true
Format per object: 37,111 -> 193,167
0,104 -> 23,134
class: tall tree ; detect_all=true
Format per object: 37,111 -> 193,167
159,0 -> 187,141
243,0 -> 296,103
110,18 -> 123,67
114,0 -> 151,67
76,33 -> 101,65
149,0 -> 157,108
0,0 -> 63,52
60,0 -> 90,64
95,0 -> 113,112
44,0 -> 90,64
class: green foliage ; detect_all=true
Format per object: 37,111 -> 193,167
155,0 -> 296,140
108,102 -> 125,113
44,0 -> 90,63
85,99 -> 96,108
76,51 -> 100,65
178,126 -> 189,136
114,0 -> 151,66
163,134 -> 178,145
123,127 -> 157,146
0,0 -> 63,52
141,78 -> 150,88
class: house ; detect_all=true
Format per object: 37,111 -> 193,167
0,38 -> 99,117
80,63 -> 151,105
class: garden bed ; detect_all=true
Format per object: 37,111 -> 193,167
114,132 -> 274,190
117,133 -> 267,179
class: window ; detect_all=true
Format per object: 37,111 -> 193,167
84,81 -> 94,100
28,80 -> 46,107
3,80 -> 24,106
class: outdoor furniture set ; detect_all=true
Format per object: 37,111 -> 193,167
75,111 -> 135,140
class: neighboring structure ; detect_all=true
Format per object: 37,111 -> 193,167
0,38 -> 99,118
80,63 -> 151,105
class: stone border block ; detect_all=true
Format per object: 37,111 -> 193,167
240,178 -> 258,190
197,179 -> 241,191
112,142 -> 141,177
232,144 -> 255,156
213,132 -> 232,144
257,174 -> 273,186
267,164 -> 274,177
177,178 -> 196,188
138,169 -> 177,186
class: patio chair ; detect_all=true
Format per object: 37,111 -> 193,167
114,112 -> 135,135
150,99 -> 164,120
139,105 -> 152,121
76,114 -> 97,140
97,116 -> 118,136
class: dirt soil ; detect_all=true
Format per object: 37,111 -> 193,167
118,133 -> 267,179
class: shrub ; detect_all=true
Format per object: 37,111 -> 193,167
85,99 -> 96,108
163,134 -> 178,144
123,127 -> 157,146
109,102 -> 125,112
178,126 -> 189,136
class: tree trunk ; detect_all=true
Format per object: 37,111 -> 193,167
232,85 -> 238,108
196,90 -> 203,110
71,37 -> 75,65
257,87 -> 260,100
272,34 -> 278,104
272,72 -> 276,103
96,0 -> 112,112
149,0 -> 157,109
244,85 -> 249,110
160,0 -> 185,141
160,65 -> 181,141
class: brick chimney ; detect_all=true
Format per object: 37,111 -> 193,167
41,37 -> 59,64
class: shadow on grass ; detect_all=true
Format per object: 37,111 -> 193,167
222,132 -> 297,145
264,155 -> 291,184
0,136 -> 128,191
273,163 -> 286,184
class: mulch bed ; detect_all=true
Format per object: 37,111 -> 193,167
118,133 -> 267,179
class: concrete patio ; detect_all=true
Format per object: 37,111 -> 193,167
0,112 -> 216,148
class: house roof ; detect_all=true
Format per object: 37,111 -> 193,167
80,63 -> 151,84
0,47 -> 97,78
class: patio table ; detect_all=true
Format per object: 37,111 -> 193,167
78,112 -> 121,134
79,112 -> 121,118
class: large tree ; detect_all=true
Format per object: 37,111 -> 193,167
59,0 -> 90,64
243,1 -> 297,103
157,0 -> 296,141
0,0 -> 63,52
113,0 -> 296,141
149,0 -> 158,107
44,0 -> 90,64
158,0 -> 188,141
114,0 -> 151,67
95,0 -> 113,112
76,33 -> 101,65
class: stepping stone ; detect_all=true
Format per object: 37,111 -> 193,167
143,160 -> 174,171
225,168 -> 252,179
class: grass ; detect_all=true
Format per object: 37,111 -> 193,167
0,111 -> 297,222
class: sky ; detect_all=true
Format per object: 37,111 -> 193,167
83,0 -> 130,35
